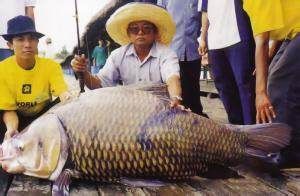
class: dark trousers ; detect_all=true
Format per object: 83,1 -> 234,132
209,39 -> 256,125
268,35 -> 300,152
179,59 -> 203,115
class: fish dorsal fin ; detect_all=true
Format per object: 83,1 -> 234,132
125,83 -> 168,97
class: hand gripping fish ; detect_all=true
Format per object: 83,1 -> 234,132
0,85 -> 291,195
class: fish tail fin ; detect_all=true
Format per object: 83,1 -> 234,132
240,123 -> 291,164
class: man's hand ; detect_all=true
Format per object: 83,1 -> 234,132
170,96 -> 182,108
169,96 -> 191,111
4,129 -> 18,140
201,53 -> 209,66
59,90 -> 80,103
71,54 -> 89,73
198,39 -> 208,56
256,92 -> 276,123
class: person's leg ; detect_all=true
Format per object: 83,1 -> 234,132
209,49 -> 244,124
0,49 -> 13,61
282,73 -> 300,166
267,35 -> 300,166
179,59 -> 204,115
203,65 -> 208,80
268,37 -> 299,124
92,64 -> 101,74
286,74 -> 300,148
226,40 -> 256,125
95,65 -> 101,74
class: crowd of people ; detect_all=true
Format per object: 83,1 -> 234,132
0,1 -> 299,166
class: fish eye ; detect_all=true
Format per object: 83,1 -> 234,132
18,145 -> 23,152
16,141 -> 24,152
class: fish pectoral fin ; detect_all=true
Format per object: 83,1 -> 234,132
52,169 -> 73,196
119,177 -> 167,188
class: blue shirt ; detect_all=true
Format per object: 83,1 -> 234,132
157,0 -> 201,61
97,42 -> 180,87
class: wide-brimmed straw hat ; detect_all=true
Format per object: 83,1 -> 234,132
1,15 -> 44,41
106,2 -> 175,45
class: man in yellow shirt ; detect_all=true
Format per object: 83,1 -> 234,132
0,15 -> 70,141
244,0 -> 300,165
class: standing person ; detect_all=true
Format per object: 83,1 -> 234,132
198,0 -> 256,125
0,16 -> 72,142
243,0 -> 300,164
91,39 -> 108,74
0,0 -> 36,61
157,0 -> 206,117
71,3 -> 182,108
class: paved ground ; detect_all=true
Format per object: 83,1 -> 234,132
201,95 -> 228,124
199,80 -> 228,124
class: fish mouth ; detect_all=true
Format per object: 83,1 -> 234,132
0,145 -> 18,163
0,154 -> 18,172
1,159 -> 25,173
0,155 -> 16,162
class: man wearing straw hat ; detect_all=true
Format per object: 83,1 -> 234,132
0,16 -> 72,141
71,2 -> 183,107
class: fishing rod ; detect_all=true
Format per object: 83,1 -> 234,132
74,0 -> 85,93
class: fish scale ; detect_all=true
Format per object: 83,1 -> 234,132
51,87 -> 248,182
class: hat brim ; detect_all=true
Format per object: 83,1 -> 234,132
106,3 -> 176,46
2,31 -> 44,41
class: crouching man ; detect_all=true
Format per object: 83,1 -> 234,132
0,16 -> 71,141
71,2 -> 183,107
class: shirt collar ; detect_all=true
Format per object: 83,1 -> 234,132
125,42 -> 159,58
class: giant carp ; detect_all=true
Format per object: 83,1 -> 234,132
0,85 -> 291,194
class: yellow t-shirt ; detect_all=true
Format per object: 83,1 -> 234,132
243,0 -> 300,40
0,56 -> 67,116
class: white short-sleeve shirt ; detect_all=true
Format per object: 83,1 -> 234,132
0,0 -> 36,48
198,0 -> 241,50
